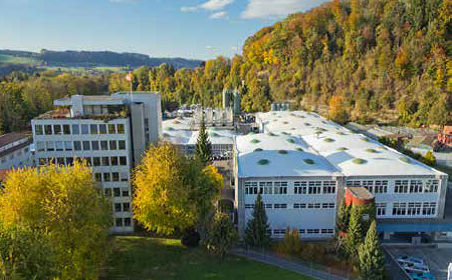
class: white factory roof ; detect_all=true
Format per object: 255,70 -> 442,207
237,110 -> 445,178
161,118 -> 236,145
235,133 -> 338,178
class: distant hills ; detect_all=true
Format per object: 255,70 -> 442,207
0,49 -> 204,71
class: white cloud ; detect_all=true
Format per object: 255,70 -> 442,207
242,0 -> 329,19
181,0 -> 234,13
210,11 -> 227,19
206,46 -> 214,49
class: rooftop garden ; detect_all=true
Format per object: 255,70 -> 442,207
296,147 -> 304,151
250,139 -> 261,144
173,120 -> 181,124
165,127 -> 175,131
365,148 -> 377,153
268,132 -> 277,136
399,157 -> 411,163
254,148 -> 263,152
286,138 -> 295,143
360,137 -> 370,142
352,158 -> 367,164
324,138 -> 335,143
304,123 -> 311,126
257,159 -> 270,165
303,159 -> 315,165
278,150 -> 288,154
337,147 -> 348,151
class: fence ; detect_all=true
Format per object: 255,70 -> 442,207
233,247 -> 357,280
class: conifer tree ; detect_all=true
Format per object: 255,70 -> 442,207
244,193 -> 271,247
358,221 -> 385,280
344,204 -> 364,258
336,197 -> 350,232
195,110 -> 213,166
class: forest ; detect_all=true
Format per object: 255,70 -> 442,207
0,0 -> 450,134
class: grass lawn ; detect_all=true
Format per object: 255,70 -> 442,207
102,236 -> 315,280
0,54 -> 37,64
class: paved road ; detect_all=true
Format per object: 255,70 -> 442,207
232,248 -> 352,280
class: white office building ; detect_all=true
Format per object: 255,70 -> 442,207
234,111 -> 448,239
31,92 -> 162,233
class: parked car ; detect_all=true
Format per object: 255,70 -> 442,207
409,272 -> 436,280
398,256 -> 426,266
401,262 -> 430,274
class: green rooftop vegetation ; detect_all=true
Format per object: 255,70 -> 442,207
165,127 -> 175,131
296,147 -> 304,151
254,148 -> 263,152
352,158 -> 367,164
365,148 -> 377,153
304,123 -> 311,126
336,132 -> 346,135
173,120 -> 181,124
399,157 -> 411,163
257,159 -> 270,165
250,139 -> 261,144
324,138 -> 335,142
278,150 -> 288,154
286,138 -> 295,143
303,159 -> 315,164
360,137 -> 370,142
337,147 -> 348,151
268,132 -> 277,136
248,131 -> 255,135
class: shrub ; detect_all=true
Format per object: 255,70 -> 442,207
286,138 -> 295,143
181,227 -> 201,248
304,159 -> 315,164
365,148 -> 377,153
250,139 -> 261,144
268,132 -> 277,136
296,147 -> 304,151
254,148 -> 263,152
278,150 -> 288,154
338,147 -> 348,151
304,123 -> 311,126
324,138 -> 335,142
258,159 -> 270,165
352,158 -> 367,164
283,229 -> 301,255
399,157 -> 411,163
165,127 -> 175,131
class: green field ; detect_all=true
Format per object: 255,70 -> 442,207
102,236 -> 314,280
0,54 -> 37,64
39,66 -> 127,73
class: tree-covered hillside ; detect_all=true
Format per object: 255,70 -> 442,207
114,0 -> 450,126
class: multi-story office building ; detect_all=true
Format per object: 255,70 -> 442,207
0,132 -> 34,169
32,92 -> 162,233
234,111 -> 448,240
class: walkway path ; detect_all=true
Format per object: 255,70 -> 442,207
232,248 -> 352,280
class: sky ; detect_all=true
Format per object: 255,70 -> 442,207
0,0 -> 330,61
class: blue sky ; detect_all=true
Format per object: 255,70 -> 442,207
0,0 -> 329,60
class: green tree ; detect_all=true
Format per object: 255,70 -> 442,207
244,193 -> 271,247
358,221 -> 385,280
422,150 -> 436,166
0,162 -> 112,279
336,198 -> 350,232
195,111 -> 213,166
205,212 -> 238,259
344,204 -> 364,259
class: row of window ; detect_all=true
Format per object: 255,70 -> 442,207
36,140 -> 126,152
114,202 -> 130,213
245,203 -> 335,209
392,202 -> 437,216
95,172 -> 129,182
115,217 -> 132,227
38,156 -> 128,167
104,187 -> 130,198
35,123 -> 125,136
347,180 -> 439,194
271,229 -> 334,235
245,181 -> 336,195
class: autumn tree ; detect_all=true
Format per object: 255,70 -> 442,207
0,162 -> 111,279
328,95 -> 349,124
205,212 -> 238,259
195,111 -> 213,166
244,193 -> 271,248
358,221 -> 386,280
133,142 -> 222,236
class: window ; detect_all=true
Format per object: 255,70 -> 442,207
103,173 -> 111,182
375,181 -> 388,193
57,158 -> 65,165
409,180 -> 423,193
265,204 -> 272,208
95,173 -> 102,182
375,203 -> 386,216
124,218 -> 131,227
422,202 -> 436,215
72,124 -> 80,134
63,125 -> 70,135
39,158 -> 47,166
407,202 -> 422,215
99,124 -> 107,134
395,180 -> 409,193
74,141 -> 82,151
294,181 -> 307,194
37,141 -> 45,152
308,181 -> 322,194
44,125 -> 52,135
66,158 -> 73,166
122,189 -> 130,197
274,229 -> 286,235
322,181 -> 336,194
102,157 -> 110,166
111,157 -> 119,166
263,182 -> 273,194
425,180 -> 439,193
120,172 -> 129,182
322,203 -> 335,209
81,124 -> 89,134
53,125 -> 62,135
55,141 -> 64,151
92,141 -> 99,150
83,141 -> 91,151
35,125 -> 43,135
392,202 -> 407,215
112,172 -> 120,181
109,141 -> 117,150
115,218 -> 123,227
119,156 -> 127,166
293,203 -> 306,209
90,124 -> 98,134
46,141 -> 54,151
245,204 -> 254,209
118,140 -> 126,150
123,203 -> 130,212
321,229 -> 334,234
307,229 -> 320,234
299,229 -> 306,235
362,181 -> 374,193
274,181 -> 287,194
84,157 -> 92,166
64,141 -> 73,151
115,203 -> 122,212
307,203 -> 321,209
101,141 -> 108,151
274,204 -> 287,209
113,188 -> 121,197
104,188 -> 112,197
108,124 -> 116,134
117,124 -> 125,134
93,157 -> 101,166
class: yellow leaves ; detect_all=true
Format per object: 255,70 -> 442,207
263,49 -> 278,65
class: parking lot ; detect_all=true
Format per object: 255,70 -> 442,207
386,246 -> 452,280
